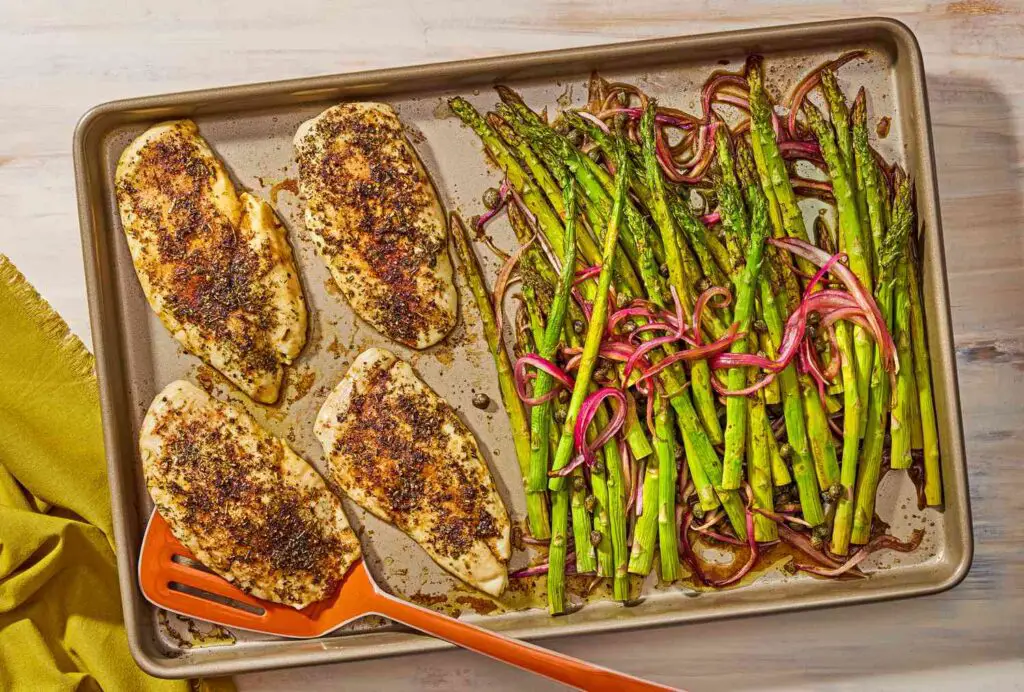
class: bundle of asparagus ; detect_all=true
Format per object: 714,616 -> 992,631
450,52 -> 940,615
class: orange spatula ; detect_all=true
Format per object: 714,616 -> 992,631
139,511 -> 678,691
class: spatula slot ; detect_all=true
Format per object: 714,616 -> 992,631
170,553 -> 215,574
169,581 -> 266,616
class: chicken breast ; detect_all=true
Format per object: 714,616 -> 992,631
116,120 -> 307,404
140,380 -> 361,609
294,103 -> 457,349
314,348 -> 510,596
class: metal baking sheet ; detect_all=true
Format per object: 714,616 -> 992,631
73,17 -> 971,679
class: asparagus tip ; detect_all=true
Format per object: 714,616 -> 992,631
745,54 -> 764,82
851,87 -> 867,125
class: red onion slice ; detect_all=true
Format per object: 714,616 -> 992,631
493,237 -> 534,337
514,354 -> 575,406
573,387 -> 627,466
797,529 -> 924,578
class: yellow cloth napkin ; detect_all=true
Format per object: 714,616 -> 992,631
0,255 -> 232,692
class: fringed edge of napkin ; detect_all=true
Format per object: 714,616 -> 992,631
0,254 -> 95,380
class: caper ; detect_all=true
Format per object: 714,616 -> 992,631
471,392 -> 491,409
812,525 -> 830,541
828,482 -> 844,501
590,530 -> 603,546
554,407 -> 567,424
773,485 -> 793,503
573,319 -> 585,334
810,534 -> 824,549
806,324 -> 818,339
584,494 -> 597,512
807,312 -> 821,326
779,443 -> 794,460
753,319 -> 768,334
659,263 -> 670,278
592,460 -> 606,475
692,504 -> 706,520
697,277 -> 712,293
616,292 -> 629,308
623,321 -> 637,333
558,388 -> 570,404
482,187 -> 502,210
566,129 -> 583,146
573,475 -> 586,492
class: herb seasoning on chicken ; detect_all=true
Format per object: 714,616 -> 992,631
314,348 -> 510,596
116,120 -> 307,403
294,103 -> 457,349
141,380 -> 360,609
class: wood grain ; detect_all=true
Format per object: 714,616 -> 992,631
2,1 -> 1022,689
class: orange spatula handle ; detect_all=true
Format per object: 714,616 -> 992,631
369,592 -> 679,691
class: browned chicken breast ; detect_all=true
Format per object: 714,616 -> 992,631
116,120 -> 307,403
314,348 -> 510,596
140,380 -> 361,609
294,103 -> 457,349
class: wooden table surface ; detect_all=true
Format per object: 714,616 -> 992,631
2,1 -> 1022,689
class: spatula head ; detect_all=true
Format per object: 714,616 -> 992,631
139,511 -> 377,638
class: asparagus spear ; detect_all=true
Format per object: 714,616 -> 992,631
592,112 -> 742,537
559,108 -> 668,264
829,314 -> 862,555
909,355 -> 924,450
456,98 -> 654,463
806,101 -> 874,437
450,97 -> 570,253
547,467 -> 571,613
545,152 -> 628,485
565,109 -> 733,458
748,377 -> 779,542
820,69 -> 855,177
590,450 -> 614,579
628,458 -> 661,575
605,422 -> 631,597
548,397 -> 595,603
570,468 -> 598,574
521,183 -> 586,607
451,213 -> 551,537
746,61 -> 841,492
889,253 -> 915,469
852,89 -> 886,282
734,144 -> 826,527
760,281 -> 825,527
716,134 -> 807,525
907,238 -> 943,506
639,103 -> 725,447
557,103 -> 728,447
717,130 -> 768,490
494,98 -> 646,296
670,203 -> 731,293
527,184 -> 578,493
766,414 -> 792,486
487,113 -> 608,242
508,203 -> 601,580
654,398 -> 681,581
747,58 -> 810,272
851,174 -> 912,545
